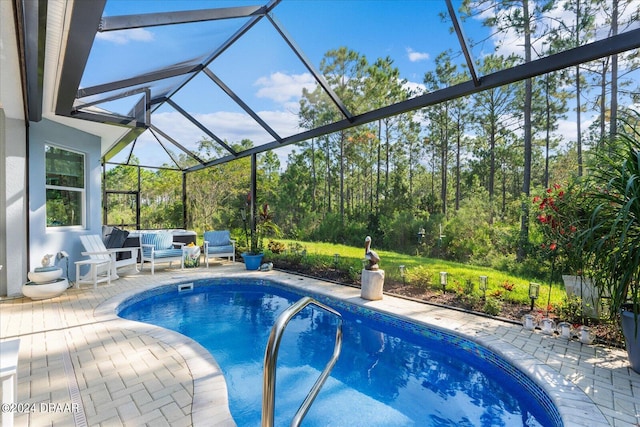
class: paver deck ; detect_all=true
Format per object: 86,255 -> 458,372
1,262 -> 639,426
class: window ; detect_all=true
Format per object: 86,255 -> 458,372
45,145 -> 85,228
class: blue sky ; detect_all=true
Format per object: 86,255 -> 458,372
86,0 -> 639,168
93,0 -> 484,167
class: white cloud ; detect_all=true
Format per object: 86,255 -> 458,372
406,48 -> 429,62
402,80 -> 425,96
254,72 -> 316,104
137,109 -> 301,168
95,28 -> 154,45
148,108 -> 301,147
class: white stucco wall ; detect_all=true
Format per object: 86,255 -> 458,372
29,119 -> 103,283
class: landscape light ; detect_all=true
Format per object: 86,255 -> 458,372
440,272 -> 448,292
479,275 -> 488,298
528,283 -> 540,311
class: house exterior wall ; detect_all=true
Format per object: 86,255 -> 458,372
0,0 -> 28,296
28,119 -> 103,284
0,111 -> 29,297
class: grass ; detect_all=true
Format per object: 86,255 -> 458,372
270,239 -> 566,310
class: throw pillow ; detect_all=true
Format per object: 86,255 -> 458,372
105,227 -> 130,261
105,227 -> 129,249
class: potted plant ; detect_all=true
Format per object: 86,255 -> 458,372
581,109 -> 640,372
242,203 -> 281,270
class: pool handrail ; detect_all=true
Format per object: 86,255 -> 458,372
262,296 -> 343,427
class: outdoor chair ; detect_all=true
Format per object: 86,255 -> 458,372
79,234 -> 139,281
140,232 -> 186,274
203,230 -> 236,267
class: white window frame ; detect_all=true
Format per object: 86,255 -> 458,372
45,144 -> 86,229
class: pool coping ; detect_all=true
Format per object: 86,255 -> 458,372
97,269 -> 610,427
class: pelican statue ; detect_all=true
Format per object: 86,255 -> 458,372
364,236 -> 380,270
41,254 -> 54,267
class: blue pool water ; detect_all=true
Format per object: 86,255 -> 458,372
118,278 -> 561,427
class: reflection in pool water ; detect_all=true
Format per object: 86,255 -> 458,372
119,279 -> 560,427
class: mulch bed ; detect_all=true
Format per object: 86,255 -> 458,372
272,260 -> 625,348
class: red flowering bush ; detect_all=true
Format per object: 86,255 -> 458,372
532,183 -> 586,274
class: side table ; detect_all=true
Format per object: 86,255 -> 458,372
75,259 -> 112,289
184,245 -> 201,268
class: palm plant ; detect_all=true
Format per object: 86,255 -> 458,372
582,110 -> 640,318
581,109 -> 640,372
249,203 -> 281,255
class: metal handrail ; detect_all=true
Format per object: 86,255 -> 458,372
261,296 -> 343,427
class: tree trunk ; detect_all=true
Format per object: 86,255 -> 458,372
311,138 -> 316,211
544,76 -> 551,188
455,116 -> 461,211
518,0 -> 533,262
376,120 -> 381,212
576,0 -> 583,176
385,121 -> 390,199
326,137 -> 331,213
600,61 -> 607,145
610,0 -> 619,139
339,131 -> 345,224
576,65 -> 582,176
441,105 -> 449,216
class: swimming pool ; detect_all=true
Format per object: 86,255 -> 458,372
118,278 -> 561,426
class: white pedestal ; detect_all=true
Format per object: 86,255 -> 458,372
562,275 -> 600,318
361,269 -> 385,300
22,278 -> 68,300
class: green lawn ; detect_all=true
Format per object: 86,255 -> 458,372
272,239 -> 566,310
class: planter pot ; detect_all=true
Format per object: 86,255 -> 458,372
22,278 -> 68,300
621,309 -> 640,374
242,253 -> 264,271
562,275 -> 600,318
27,267 -> 62,283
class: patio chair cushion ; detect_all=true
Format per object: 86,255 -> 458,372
141,232 -> 174,250
204,230 -> 231,247
149,248 -> 184,259
206,244 -> 235,255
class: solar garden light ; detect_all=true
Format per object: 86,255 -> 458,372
528,282 -> 540,311
333,253 -> 340,270
399,265 -> 406,284
479,275 -> 488,299
557,321 -> 572,339
440,271 -> 448,292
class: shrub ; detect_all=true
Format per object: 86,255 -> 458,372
267,240 -> 286,254
405,266 -> 433,289
463,279 -> 475,294
288,242 -> 306,255
379,211 -> 427,254
459,292 -> 480,309
483,298 -> 503,316
556,295 -> 584,324
501,281 -> 515,291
